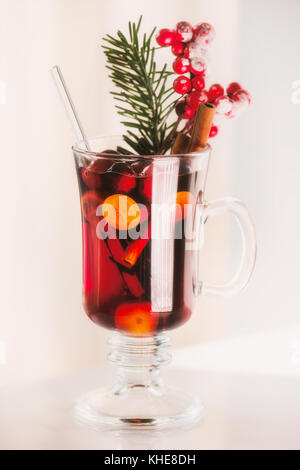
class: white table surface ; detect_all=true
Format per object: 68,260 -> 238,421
1,327 -> 300,450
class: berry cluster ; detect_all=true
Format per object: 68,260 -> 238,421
156,21 -> 251,138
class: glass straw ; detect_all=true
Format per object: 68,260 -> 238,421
50,65 -> 91,151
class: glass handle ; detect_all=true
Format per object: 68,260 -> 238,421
194,197 -> 257,298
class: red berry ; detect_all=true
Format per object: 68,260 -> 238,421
173,57 -> 190,74
232,89 -> 251,105
226,82 -> 242,98
184,45 -> 190,58
182,105 -> 195,119
192,76 -> 205,91
81,167 -> 102,189
209,125 -> 218,138
173,76 -> 192,95
176,21 -> 193,43
81,191 -> 103,223
190,58 -> 206,75
208,84 -> 224,103
186,90 -> 208,110
172,42 -> 184,56
193,23 -> 216,44
109,163 -> 136,193
156,28 -> 176,47
214,95 -> 233,115
175,100 -> 186,117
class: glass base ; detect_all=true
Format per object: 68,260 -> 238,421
74,333 -> 203,430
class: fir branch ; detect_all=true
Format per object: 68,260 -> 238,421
102,16 -> 178,155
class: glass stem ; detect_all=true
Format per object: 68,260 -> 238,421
108,333 -> 171,394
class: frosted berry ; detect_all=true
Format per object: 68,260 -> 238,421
182,105 -> 195,119
214,95 -> 233,115
207,84 -> 224,102
173,76 -> 192,95
176,21 -> 193,43
156,28 -> 176,47
175,100 -> 186,117
227,82 -> 242,98
190,58 -> 207,75
194,23 -> 216,45
172,42 -> 184,56
232,89 -> 251,105
184,45 -> 190,58
192,76 -> 205,90
209,125 -> 218,138
186,90 -> 208,110
173,57 -> 190,74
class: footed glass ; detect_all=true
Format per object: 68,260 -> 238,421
73,136 -> 256,430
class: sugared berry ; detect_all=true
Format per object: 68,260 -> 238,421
172,41 -> 184,56
156,28 -> 176,47
173,76 -> 192,95
190,58 -> 206,75
184,46 -> 190,58
176,21 -> 193,43
186,90 -> 208,110
175,100 -> 186,117
209,125 -> 218,138
173,57 -> 190,74
214,95 -> 233,115
192,76 -> 205,90
226,82 -> 242,98
207,84 -> 224,102
193,23 -> 216,45
232,89 -> 251,105
182,105 -> 195,119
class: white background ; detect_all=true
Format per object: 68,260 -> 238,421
1,0 -> 300,386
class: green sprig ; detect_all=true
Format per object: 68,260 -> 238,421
102,16 -> 178,155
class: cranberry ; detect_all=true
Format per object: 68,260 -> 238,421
173,57 -> 190,74
173,76 -> 192,95
226,82 -> 242,98
176,21 -> 193,43
214,95 -> 233,115
232,89 -> 251,105
186,90 -> 208,110
175,100 -> 186,117
209,125 -> 218,138
184,46 -> 190,58
81,191 -> 103,223
156,28 -> 176,47
109,163 -> 136,193
171,41 -> 184,56
139,176 -> 152,202
207,84 -> 224,103
86,157 -> 112,175
182,105 -> 195,119
192,76 -> 205,91
190,58 -> 206,75
193,23 -> 216,44
81,167 -> 102,189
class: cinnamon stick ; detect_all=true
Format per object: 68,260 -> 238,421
189,103 -> 215,152
171,132 -> 191,155
122,222 -> 151,268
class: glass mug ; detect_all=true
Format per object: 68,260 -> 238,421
73,136 -> 256,429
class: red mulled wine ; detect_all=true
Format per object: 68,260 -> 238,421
75,152 -> 204,336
